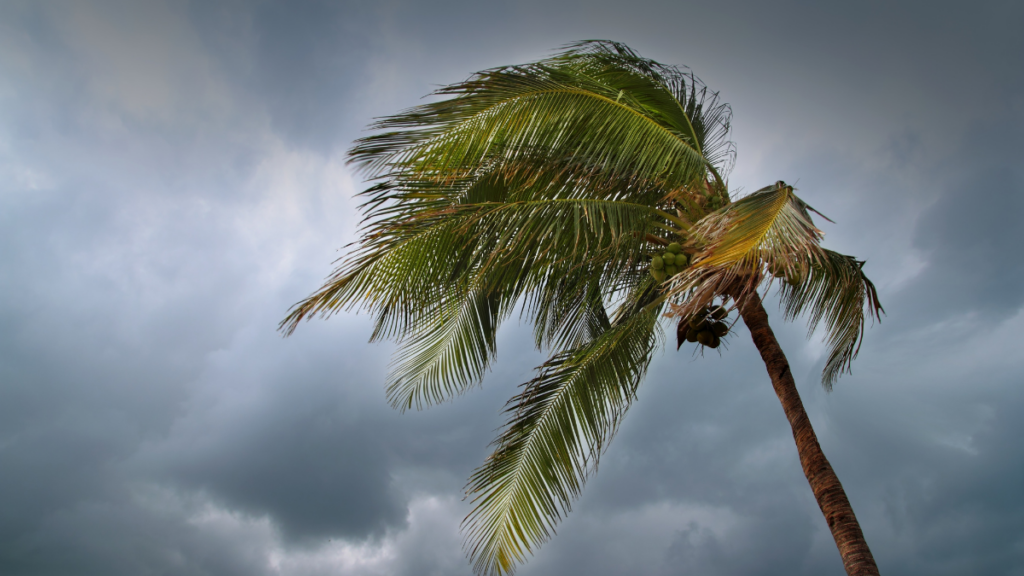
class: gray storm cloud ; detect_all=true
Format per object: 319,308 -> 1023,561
1,1 -> 1022,575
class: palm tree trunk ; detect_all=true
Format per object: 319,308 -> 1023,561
735,289 -> 880,576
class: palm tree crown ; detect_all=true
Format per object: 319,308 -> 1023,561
282,40 -> 883,576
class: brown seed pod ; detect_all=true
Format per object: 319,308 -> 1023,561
676,320 -> 689,350
711,322 -> 729,337
689,315 -> 709,331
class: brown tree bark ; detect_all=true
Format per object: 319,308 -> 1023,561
734,289 -> 880,576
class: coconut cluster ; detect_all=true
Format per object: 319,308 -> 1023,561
705,194 -> 727,212
766,260 -> 807,286
650,242 -> 688,283
677,303 -> 730,349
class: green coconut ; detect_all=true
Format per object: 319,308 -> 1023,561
674,253 -> 689,267
696,330 -> 714,346
662,252 -> 676,266
667,242 -> 682,254
665,265 -> 678,276
651,256 -> 664,270
651,268 -> 667,282
711,322 -> 729,337
711,306 -> 728,320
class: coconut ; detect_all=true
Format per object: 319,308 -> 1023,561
665,265 -> 678,276
675,253 -> 689,267
708,333 -> 721,348
686,328 -> 699,342
711,306 -> 728,320
689,315 -> 708,331
662,252 -> 675,266
651,268 -> 667,282
696,330 -> 714,346
711,322 -> 729,337
667,242 -> 682,254
651,256 -> 664,270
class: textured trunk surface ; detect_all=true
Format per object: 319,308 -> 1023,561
736,290 -> 880,576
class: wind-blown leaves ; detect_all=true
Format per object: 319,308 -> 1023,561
349,42 -> 732,192
777,250 -> 883,389
666,182 -> 882,387
282,194 -> 668,410
463,290 -> 663,576
386,286 -> 508,411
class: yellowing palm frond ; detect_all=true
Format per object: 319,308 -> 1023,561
666,182 -> 820,316
666,182 -> 882,387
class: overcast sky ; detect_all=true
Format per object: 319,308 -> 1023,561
1,1 -> 1022,575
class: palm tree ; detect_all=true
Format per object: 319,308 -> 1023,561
281,40 -> 884,576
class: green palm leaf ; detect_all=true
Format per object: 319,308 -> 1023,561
777,250 -> 883,389
283,195 -> 669,407
349,43 -> 731,193
463,287 -> 663,576
386,286 -> 507,411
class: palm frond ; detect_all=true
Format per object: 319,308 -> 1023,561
386,286 -> 508,411
462,286 -> 663,576
540,40 -> 735,175
664,182 -> 882,388
694,181 -> 823,269
349,42 -> 732,194
528,273 -> 612,352
282,196 -> 668,409
777,250 -> 884,389
665,182 -> 823,318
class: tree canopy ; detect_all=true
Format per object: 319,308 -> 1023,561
282,40 -> 882,575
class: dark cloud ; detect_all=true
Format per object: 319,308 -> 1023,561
1,1 -> 1022,575
188,0 -> 379,153
903,124 -> 1024,320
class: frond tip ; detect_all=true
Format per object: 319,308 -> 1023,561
462,296 -> 662,576
778,250 -> 884,389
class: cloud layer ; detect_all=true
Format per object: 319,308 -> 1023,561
1,1 -> 1022,575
